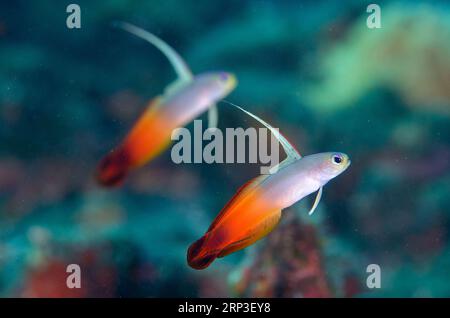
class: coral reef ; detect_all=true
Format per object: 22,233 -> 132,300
304,4 -> 450,115
230,216 -> 333,297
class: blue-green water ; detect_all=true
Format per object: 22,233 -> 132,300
0,0 -> 450,297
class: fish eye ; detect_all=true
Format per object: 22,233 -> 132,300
332,154 -> 343,165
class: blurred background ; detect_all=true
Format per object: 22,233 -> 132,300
1,0 -> 450,297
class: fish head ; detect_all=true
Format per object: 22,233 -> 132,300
196,71 -> 237,100
309,152 -> 351,184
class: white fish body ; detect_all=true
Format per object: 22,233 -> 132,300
116,22 -> 236,128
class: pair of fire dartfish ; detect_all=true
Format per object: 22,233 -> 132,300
96,23 -> 351,270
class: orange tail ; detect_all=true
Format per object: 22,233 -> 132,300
96,147 -> 131,187
187,234 -> 220,270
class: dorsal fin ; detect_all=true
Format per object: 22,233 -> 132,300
225,101 -> 301,161
116,22 -> 193,81
115,22 -> 219,129
207,175 -> 267,232
163,79 -> 190,97
224,101 -> 301,173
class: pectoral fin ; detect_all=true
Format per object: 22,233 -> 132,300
308,187 -> 323,215
207,104 -> 219,129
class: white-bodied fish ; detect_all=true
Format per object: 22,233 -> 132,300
188,102 -> 350,269
97,23 -> 237,186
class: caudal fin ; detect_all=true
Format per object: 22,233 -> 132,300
96,147 -> 130,187
187,235 -> 219,270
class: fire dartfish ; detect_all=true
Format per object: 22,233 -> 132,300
187,103 -> 351,269
97,23 -> 237,186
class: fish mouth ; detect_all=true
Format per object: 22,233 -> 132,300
346,156 -> 351,166
342,156 -> 351,170
226,74 -> 237,91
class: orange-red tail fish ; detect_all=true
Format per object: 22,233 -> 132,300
187,104 -> 351,269
97,23 -> 237,186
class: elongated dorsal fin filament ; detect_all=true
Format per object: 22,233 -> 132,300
224,100 -> 301,173
115,22 -> 221,129
115,21 -> 193,81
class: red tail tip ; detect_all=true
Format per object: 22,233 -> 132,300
187,235 -> 218,270
96,148 -> 130,187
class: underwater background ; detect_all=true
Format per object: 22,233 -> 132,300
1,0 -> 450,297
